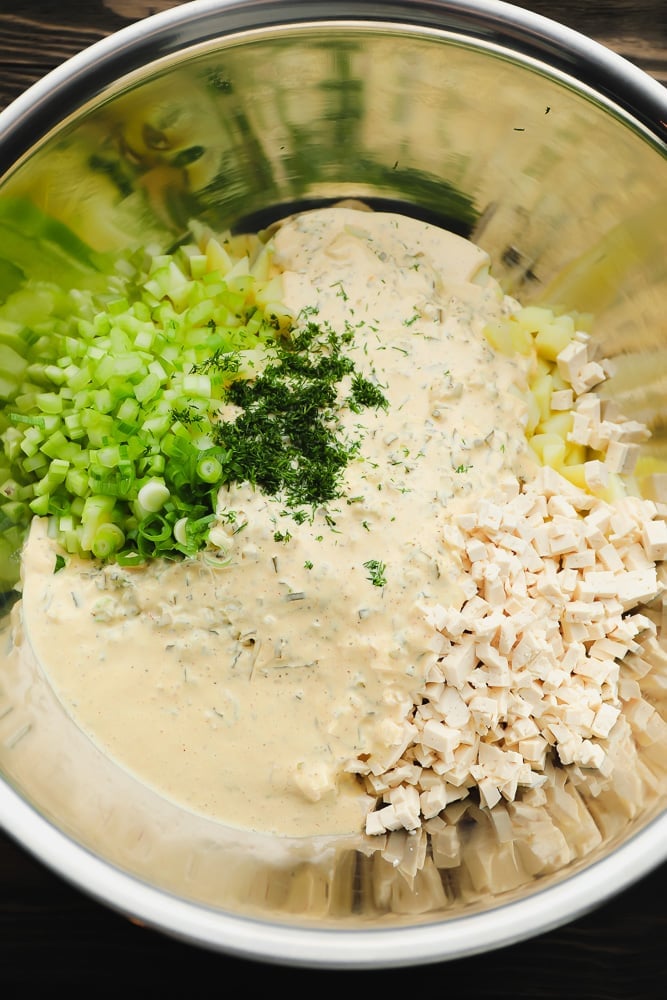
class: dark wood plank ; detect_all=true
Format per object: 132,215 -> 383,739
0,819 -> 664,992
0,0 -> 665,111
0,0 -> 665,991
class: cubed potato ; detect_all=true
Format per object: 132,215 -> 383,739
528,432 -> 567,467
205,237 -> 234,276
529,371 -> 553,424
534,313 -> 576,361
537,411 -> 573,439
483,319 -> 515,355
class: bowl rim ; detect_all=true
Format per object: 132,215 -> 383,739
0,0 -> 666,176
1,776 -> 665,968
1,0 -> 666,968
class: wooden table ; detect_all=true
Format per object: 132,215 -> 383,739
0,1 -> 665,991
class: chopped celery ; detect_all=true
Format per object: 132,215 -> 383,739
0,206 -> 285,586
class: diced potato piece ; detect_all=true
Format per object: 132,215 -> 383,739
538,411 -> 573,439
529,433 -> 567,467
205,237 -> 234,276
565,443 -> 587,466
484,319 -> 514,355
226,232 -> 262,260
559,462 -> 587,489
516,305 -> 555,333
484,316 -> 535,356
600,472 -> 629,504
225,255 -> 251,280
254,274 -> 294,329
550,369 -> 570,391
250,243 -> 274,282
534,313 -> 576,361
634,455 -> 667,479
523,390 -> 541,436
509,321 -> 536,355
529,371 -> 553,425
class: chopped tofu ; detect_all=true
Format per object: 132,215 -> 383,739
362,467 -> 665,836
361,306 -> 665,840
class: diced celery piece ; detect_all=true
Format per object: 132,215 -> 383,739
148,360 -> 168,382
94,355 -> 117,384
29,493 -> 50,515
20,430 -> 42,458
0,499 -> 26,524
80,494 -> 116,551
189,254 -> 208,279
186,299 -> 216,327
43,364 -> 67,385
35,392 -> 63,415
116,397 -> 140,422
135,372 -> 161,403
92,522 -> 125,559
64,411 -> 84,435
41,430 -> 69,460
93,388 -> 113,413
182,373 -> 212,398
66,468 -> 89,497
108,297 -> 129,316
93,314 -> 111,336
1,477 -> 22,500
0,317 -> 23,348
22,453 -> 49,474
97,443 -> 122,468
0,209 -> 296,568
132,300 -> 151,322
48,458 -> 70,481
134,328 -> 154,350
0,343 -> 29,398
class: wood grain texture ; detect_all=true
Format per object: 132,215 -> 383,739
0,820 -> 665,992
0,1 -> 665,992
0,0 -> 665,111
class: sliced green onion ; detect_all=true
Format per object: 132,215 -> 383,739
0,219 -> 283,582
92,523 -> 125,559
196,456 -> 222,484
137,479 -> 170,512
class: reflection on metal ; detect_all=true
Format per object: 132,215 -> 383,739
1,23 -> 665,310
0,2 -> 666,965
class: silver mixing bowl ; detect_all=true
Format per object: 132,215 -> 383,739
0,0 -> 666,969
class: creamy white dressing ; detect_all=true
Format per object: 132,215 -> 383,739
16,209 -> 538,837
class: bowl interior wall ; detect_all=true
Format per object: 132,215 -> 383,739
0,18 -> 666,934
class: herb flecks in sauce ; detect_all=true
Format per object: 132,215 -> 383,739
17,208 -> 539,839
363,558 -> 387,588
213,320 -> 387,510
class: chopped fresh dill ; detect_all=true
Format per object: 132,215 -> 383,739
190,348 -> 242,376
330,280 -> 349,301
290,509 -> 310,526
363,558 -> 387,587
171,406 -> 204,425
348,373 -> 389,413
212,320 -> 384,510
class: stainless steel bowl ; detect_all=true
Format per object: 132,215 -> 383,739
0,0 -> 666,969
